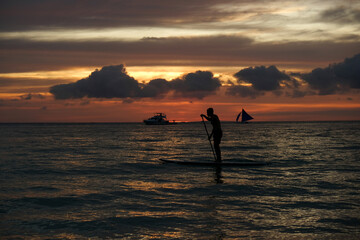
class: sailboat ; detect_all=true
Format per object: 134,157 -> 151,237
236,109 -> 254,123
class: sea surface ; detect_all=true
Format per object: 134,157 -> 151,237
0,121 -> 359,239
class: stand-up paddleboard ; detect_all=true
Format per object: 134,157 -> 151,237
160,159 -> 269,167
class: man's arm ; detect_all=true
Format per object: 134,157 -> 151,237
200,114 -> 210,121
201,114 -> 213,139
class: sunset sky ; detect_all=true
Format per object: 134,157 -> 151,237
1,0 -> 359,122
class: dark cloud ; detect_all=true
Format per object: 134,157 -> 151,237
3,0 -> 358,32
230,65 -> 298,98
337,34 -> 360,42
302,53 -> 360,95
0,35 -> 253,73
1,37 -> 360,73
227,54 -> 360,98
171,71 -> 221,99
140,78 -> 170,98
333,54 -> 360,88
50,65 -> 221,100
0,0 -> 244,31
320,6 -> 360,24
234,65 -> 291,91
302,67 -> 338,95
48,54 -> 360,100
50,65 -> 141,99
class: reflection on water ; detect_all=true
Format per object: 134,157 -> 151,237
214,166 -> 223,184
123,180 -> 189,191
0,122 -> 359,239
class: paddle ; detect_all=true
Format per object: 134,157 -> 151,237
201,116 -> 217,161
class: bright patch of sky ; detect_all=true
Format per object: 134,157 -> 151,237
0,27 -> 233,42
0,69 -> 94,80
1,1 -> 359,43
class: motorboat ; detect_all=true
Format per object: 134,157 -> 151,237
144,113 -> 170,125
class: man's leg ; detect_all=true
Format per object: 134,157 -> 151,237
214,140 -> 221,162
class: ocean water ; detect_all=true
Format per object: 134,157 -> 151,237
0,121 -> 359,239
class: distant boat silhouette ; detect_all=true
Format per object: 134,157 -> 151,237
236,109 -> 254,123
144,113 -> 169,125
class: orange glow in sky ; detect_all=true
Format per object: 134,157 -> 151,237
0,0 -> 359,122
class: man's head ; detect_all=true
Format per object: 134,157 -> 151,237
207,108 -> 214,116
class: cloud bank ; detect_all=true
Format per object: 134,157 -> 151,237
1,35 -> 359,73
302,53 -> 360,95
50,65 -> 221,100
234,65 -> 291,91
0,0 -> 301,31
226,54 -> 360,98
227,65 -> 301,98
50,54 -> 360,101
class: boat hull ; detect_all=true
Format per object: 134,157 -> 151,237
143,120 -> 170,125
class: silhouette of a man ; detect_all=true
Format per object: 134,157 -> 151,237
201,108 -> 222,162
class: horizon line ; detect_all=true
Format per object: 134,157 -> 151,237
1,120 -> 359,124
